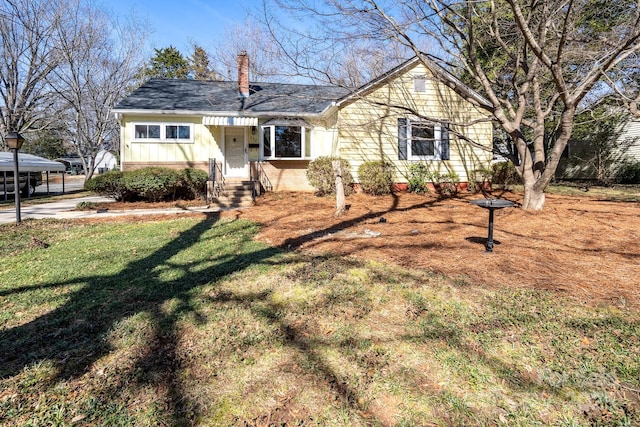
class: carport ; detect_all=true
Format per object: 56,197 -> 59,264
0,153 -> 67,200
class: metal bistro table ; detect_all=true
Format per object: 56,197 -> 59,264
470,199 -> 516,252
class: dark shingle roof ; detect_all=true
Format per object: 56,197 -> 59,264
114,79 -> 350,116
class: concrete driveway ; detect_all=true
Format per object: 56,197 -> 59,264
0,196 -> 113,223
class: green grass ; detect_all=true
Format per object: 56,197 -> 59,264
506,183 -> 640,202
1,217 -> 639,426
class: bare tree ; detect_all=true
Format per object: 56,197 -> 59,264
210,18 -> 289,82
47,0 -> 148,181
270,0 -> 640,209
259,1 -> 413,86
0,0 -> 64,146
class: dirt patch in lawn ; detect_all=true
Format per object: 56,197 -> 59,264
97,190 -> 640,307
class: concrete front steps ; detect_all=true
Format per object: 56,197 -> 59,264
209,179 -> 254,208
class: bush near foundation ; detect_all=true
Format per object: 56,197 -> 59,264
428,171 -> 460,196
86,167 -> 207,202
491,161 -> 520,188
408,163 -> 431,193
307,156 -> 354,196
358,161 -> 394,195
615,160 -> 640,184
84,170 -> 129,201
123,168 -> 181,202
176,168 -> 209,199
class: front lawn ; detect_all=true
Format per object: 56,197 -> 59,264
1,215 -> 639,425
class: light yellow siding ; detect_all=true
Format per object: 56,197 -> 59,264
336,62 -> 493,183
120,115 -> 222,171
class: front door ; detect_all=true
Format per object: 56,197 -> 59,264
224,127 -> 247,178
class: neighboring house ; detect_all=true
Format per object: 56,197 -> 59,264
93,150 -> 117,174
556,118 -> 640,181
113,52 -> 493,192
614,118 -> 640,163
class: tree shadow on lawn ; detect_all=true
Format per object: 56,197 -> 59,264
0,213 -> 287,422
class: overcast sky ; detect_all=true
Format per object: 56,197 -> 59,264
108,0 -> 260,53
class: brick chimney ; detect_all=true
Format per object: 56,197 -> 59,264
238,51 -> 250,98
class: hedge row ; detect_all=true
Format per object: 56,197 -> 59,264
85,167 -> 208,202
307,158 -> 524,197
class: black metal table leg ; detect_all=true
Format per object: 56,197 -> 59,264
486,208 -> 495,252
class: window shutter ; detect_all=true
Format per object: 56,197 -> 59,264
398,118 -> 408,160
441,123 -> 450,160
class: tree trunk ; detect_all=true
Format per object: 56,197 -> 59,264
520,148 -> 547,210
522,184 -> 546,210
333,160 -> 346,217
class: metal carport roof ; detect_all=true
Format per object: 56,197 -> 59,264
0,152 -> 66,172
1,153 -> 68,199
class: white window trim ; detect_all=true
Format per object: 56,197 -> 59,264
132,122 -> 194,143
260,124 -> 311,160
407,120 -> 443,161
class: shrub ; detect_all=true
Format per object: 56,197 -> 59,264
75,201 -> 99,210
615,160 -> 640,184
429,171 -> 460,196
176,168 -> 208,199
407,163 -> 430,194
307,156 -> 354,196
123,167 -> 181,202
470,167 -> 494,192
358,161 -> 394,195
491,161 -> 520,188
84,170 -> 129,201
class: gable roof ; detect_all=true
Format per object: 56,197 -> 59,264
334,56 -> 492,109
113,79 -> 350,117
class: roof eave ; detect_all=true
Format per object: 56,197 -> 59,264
112,109 -> 329,119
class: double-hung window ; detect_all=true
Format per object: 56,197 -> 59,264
133,123 -> 193,143
398,118 -> 450,161
409,121 -> 440,160
261,122 -> 312,159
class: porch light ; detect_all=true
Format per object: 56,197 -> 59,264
6,131 -> 25,223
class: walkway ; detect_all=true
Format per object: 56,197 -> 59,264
0,196 -> 224,224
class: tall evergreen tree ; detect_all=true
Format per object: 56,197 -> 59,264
189,45 -> 218,80
142,46 -> 189,79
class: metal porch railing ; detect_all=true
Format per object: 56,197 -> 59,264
208,158 -> 225,202
249,161 -> 273,199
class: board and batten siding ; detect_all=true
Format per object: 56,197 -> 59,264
120,115 -> 222,172
336,62 -> 493,184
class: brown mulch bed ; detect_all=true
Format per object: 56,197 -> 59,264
99,191 -> 640,307
234,191 -> 640,308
